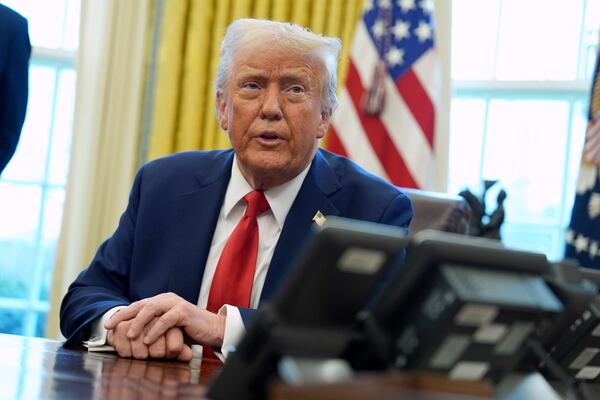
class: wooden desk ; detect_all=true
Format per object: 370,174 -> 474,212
0,333 -> 576,400
270,372 -> 494,400
0,333 -> 220,399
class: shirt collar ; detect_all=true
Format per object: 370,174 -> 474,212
223,156 -> 312,229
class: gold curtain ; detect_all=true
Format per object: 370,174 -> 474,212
144,0 -> 364,161
46,0 -> 153,339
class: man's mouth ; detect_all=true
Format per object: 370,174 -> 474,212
256,133 -> 284,145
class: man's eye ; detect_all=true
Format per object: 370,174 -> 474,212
288,85 -> 304,94
242,82 -> 260,90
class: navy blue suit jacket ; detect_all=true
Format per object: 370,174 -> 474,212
60,149 -> 413,347
0,4 -> 30,174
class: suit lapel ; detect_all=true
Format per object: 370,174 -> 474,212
261,150 -> 341,301
168,151 -> 233,304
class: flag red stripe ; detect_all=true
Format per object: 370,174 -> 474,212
326,127 -> 348,157
345,61 -> 418,188
395,69 -> 435,149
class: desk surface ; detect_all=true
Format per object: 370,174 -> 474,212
0,332 -> 581,400
0,333 -> 220,399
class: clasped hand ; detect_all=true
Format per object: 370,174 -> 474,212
104,293 -> 226,361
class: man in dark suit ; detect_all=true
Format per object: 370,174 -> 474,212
60,18 -> 413,362
0,4 -> 31,175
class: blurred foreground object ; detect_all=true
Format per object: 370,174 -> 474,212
0,3 -> 31,175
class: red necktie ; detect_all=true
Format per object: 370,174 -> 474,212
207,190 -> 271,314
203,191 -> 270,361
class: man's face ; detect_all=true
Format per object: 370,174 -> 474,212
216,47 -> 331,189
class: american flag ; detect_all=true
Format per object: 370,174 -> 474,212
328,0 -> 439,189
565,51 -> 600,268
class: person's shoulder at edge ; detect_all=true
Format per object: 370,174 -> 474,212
317,148 -> 406,195
0,3 -> 28,28
316,148 -> 413,225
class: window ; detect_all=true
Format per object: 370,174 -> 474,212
0,0 -> 79,336
448,0 -> 600,260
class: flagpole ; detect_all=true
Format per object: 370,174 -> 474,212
433,0 -> 451,192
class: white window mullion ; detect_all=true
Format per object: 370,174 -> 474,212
31,47 -> 76,66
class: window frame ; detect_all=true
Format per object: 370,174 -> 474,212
0,45 -> 77,337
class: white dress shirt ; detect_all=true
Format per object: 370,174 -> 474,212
85,155 -> 310,360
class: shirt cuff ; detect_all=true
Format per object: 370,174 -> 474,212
83,305 -> 127,352
217,304 -> 246,361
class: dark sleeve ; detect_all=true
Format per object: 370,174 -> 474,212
379,191 -> 414,229
59,166 -> 146,348
0,11 -> 31,174
238,307 -> 255,327
376,191 -> 414,283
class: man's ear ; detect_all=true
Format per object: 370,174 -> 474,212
316,109 -> 332,139
216,91 -> 228,131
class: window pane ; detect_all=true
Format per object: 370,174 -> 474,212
451,0 -> 501,80
39,189 -> 66,302
450,0 -> 596,262
584,0 -> 600,33
495,0 -> 583,80
502,225 -> 563,261
482,99 -> 569,225
583,0 -> 600,79
62,0 -> 81,51
0,309 -> 24,335
0,183 -> 42,299
448,98 -> 487,195
35,311 -> 48,337
48,69 -> 76,186
2,66 -> 56,182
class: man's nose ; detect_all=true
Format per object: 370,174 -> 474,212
260,86 -> 283,120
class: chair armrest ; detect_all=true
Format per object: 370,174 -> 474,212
400,187 -> 471,235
